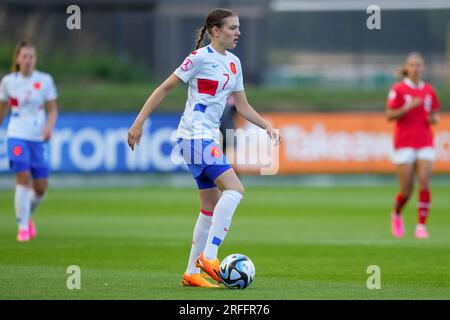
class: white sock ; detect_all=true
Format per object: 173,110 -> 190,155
15,185 -> 31,230
186,210 -> 213,275
204,190 -> 243,260
30,189 -> 45,214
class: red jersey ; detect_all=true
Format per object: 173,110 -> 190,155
386,78 -> 440,149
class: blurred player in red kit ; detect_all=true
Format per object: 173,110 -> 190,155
386,52 -> 440,239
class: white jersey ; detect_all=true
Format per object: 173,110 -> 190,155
0,70 -> 57,142
174,45 -> 244,142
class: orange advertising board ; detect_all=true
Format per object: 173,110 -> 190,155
236,113 -> 450,174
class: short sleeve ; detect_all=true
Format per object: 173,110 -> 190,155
174,51 -> 203,83
45,75 -> 58,101
431,87 -> 440,111
0,77 -> 8,102
387,86 -> 401,109
233,58 -> 244,92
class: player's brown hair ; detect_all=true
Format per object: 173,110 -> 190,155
195,8 -> 236,50
11,40 -> 34,72
398,52 -> 424,77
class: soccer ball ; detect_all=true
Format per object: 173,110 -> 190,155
219,254 -> 255,289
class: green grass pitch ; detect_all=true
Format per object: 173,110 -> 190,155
1,185 -> 449,299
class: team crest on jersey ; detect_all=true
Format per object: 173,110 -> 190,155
180,58 -> 193,71
9,97 -> 18,108
230,62 -> 237,75
13,146 -> 23,157
211,146 -> 222,158
34,82 -> 41,90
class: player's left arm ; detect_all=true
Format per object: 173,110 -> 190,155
428,110 -> 439,125
428,87 -> 440,125
232,90 -> 280,145
43,99 -> 58,140
0,101 -> 9,127
43,75 -> 59,140
0,78 -> 9,126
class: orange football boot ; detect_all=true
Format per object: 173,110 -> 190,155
195,252 -> 221,284
182,273 -> 219,288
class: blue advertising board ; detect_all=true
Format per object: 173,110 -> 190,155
0,113 -> 188,173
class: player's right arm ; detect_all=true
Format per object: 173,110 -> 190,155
128,73 -> 181,150
128,50 -> 202,150
0,77 -> 9,126
0,101 -> 8,126
385,86 -> 421,121
386,98 -> 421,121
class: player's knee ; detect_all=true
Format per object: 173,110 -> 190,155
418,180 -> 430,191
232,184 -> 245,198
222,185 -> 244,198
34,182 -> 48,197
401,189 -> 412,199
201,200 -> 218,212
34,187 -> 47,197
401,182 -> 414,197
16,172 -> 31,185
218,179 -> 245,197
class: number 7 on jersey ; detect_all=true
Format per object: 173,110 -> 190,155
222,73 -> 230,90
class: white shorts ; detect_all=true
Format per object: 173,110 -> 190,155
391,147 -> 435,165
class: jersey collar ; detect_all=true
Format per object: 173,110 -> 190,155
207,44 -> 227,56
16,70 -> 35,80
403,78 -> 424,90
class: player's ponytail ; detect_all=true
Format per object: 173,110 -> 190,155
399,66 -> 408,78
195,25 -> 208,50
11,40 -> 34,72
194,8 -> 235,50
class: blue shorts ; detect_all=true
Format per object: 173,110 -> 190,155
7,138 -> 50,179
177,138 -> 231,190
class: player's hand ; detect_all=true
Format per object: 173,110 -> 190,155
43,126 -> 53,140
428,113 -> 439,124
411,97 -> 422,108
266,126 -> 281,146
404,97 -> 422,111
128,123 -> 142,151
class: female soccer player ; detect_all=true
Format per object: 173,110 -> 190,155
0,41 -> 58,242
128,8 -> 279,287
386,52 -> 440,239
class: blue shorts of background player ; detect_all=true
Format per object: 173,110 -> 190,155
177,138 -> 232,190
7,138 -> 50,179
